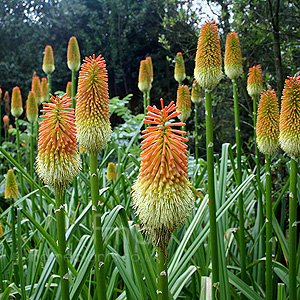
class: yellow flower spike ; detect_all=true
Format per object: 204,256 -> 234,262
176,85 -> 191,122
41,77 -> 49,102
75,54 -> 112,154
194,20 -> 223,92
42,45 -> 55,75
146,56 -> 153,83
132,99 -> 194,252
67,36 -> 81,72
36,94 -> 81,191
247,65 -> 263,99
224,32 -> 243,80
66,81 -> 72,98
174,52 -> 186,84
5,170 -> 19,199
191,80 -> 202,104
31,76 -> 42,105
26,91 -> 38,123
138,59 -> 151,93
11,86 -> 23,118
279,76 -> 300,158
256,89 -> 280,155
107,162 -> 117,181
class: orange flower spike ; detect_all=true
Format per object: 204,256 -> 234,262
138,59 -> 151,93
247,65 -> 263,99
67,36 -> 81,72
11,86 -> 23,118
174,52 -> 186,84
194,20 -> 223,91
224,32 -> 243,80
132,98 -> 193,252
256,89 -> 280,155
3,115 -> 9,129
41,77 -> 49,102
176,84 -> 191,122
26,91 -> 38,123
32,76 -> 42,105
279,76 -> 300,158
42,45 -> 55,75
36,94 -> 81,191
146,56 -> 153,83
5,170 -> 19,199
75,54 -> 112,154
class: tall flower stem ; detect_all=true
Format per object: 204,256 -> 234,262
156,248 -> 168,300
47,74 -> 52,96
89,153 -> 106,299
30,122 -> 36,218
11,201 -> 19,287
232,79 -> 246,285
289,157 -> 298,300
15,118 -> 25,196
54,189 -> 69,300
265,154 -> 273,300
143,92 -> 147,115
147,90 -> 151,108
205,90 -> 219,289
194,103 -> 199,164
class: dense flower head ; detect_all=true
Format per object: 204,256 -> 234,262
194,20 -> 223,91
174,52 -> 186,84
67,36 -> 81,72
41,77 -> 49,102
256,89 -> 279,155
5,170 -> 19,199
176,85 -> 191,122
11,86 -> 23,118
247,65 -> 263,98
191,80 -> 202,104
36,94 -> 81,190
107,162 -> 117,181
75,54 -> 111,154
138,59 -> 151,93
26,91 -> 38,123
42,45 -> 55,75
146,56 -> 153,83
31,76 -> 42,105
224,32 -> 243,80
279,76 -> 300,158
132,99 -> 194,252
66,81 -> 72,98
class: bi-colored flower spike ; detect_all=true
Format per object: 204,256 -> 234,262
67,36 -> 81,72
66,81 -> 72,98
11,86 -> 23,118
138,59 -> 151,93
26,91 -> 38,123
4,170 -> 19,199
191,80 -> 202,104
247,65 -> 263,99
174,52 -> 186,84
41,77 -> 49,102
224,32 -> 243,80
279,76 -> 300,158
146,56 -> 153,83
32,76 -> 42,105
42,45 -> 55,75
132,99 -> 194,252
256,89 -> 280,155
107,162 -> 117,181
176,85 -> 191,122
76,54 -> 112,154
194,20 -> 223,92
36,94 -> 81,191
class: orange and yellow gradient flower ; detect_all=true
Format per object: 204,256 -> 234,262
138,59 -> 151,93
32,76 -> 42,105
279,76 -> 300,158
174,52 -> 186,84
11,86 -> 23,118
194,20 -> 223,92
132,99 -> 194,252
176,85 -> 191,122
41,77 -> 49,102
42,45 -> 55,75
36,94 -> 81,191
67,36 -> 81,72
256,89 -> 279,155
75,54 -> 112,154
247,65 -> 263,99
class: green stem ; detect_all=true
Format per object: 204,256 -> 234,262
289,157 -> 298,300
205,91 -> 219,291
30,122 -> 36,218
147,90 -> 151,107
83,154 -> 90,228
265,154 -> 273,300
54,189 -> 69,300
232,80 -> 246,285
15,118 -> 25,197
156,247 -> 168,300
17,208 -> 26,300
88,153 -> 106,300
11,201 -> 19,288
47,74 -> 52,96
194,103 -> 199,164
